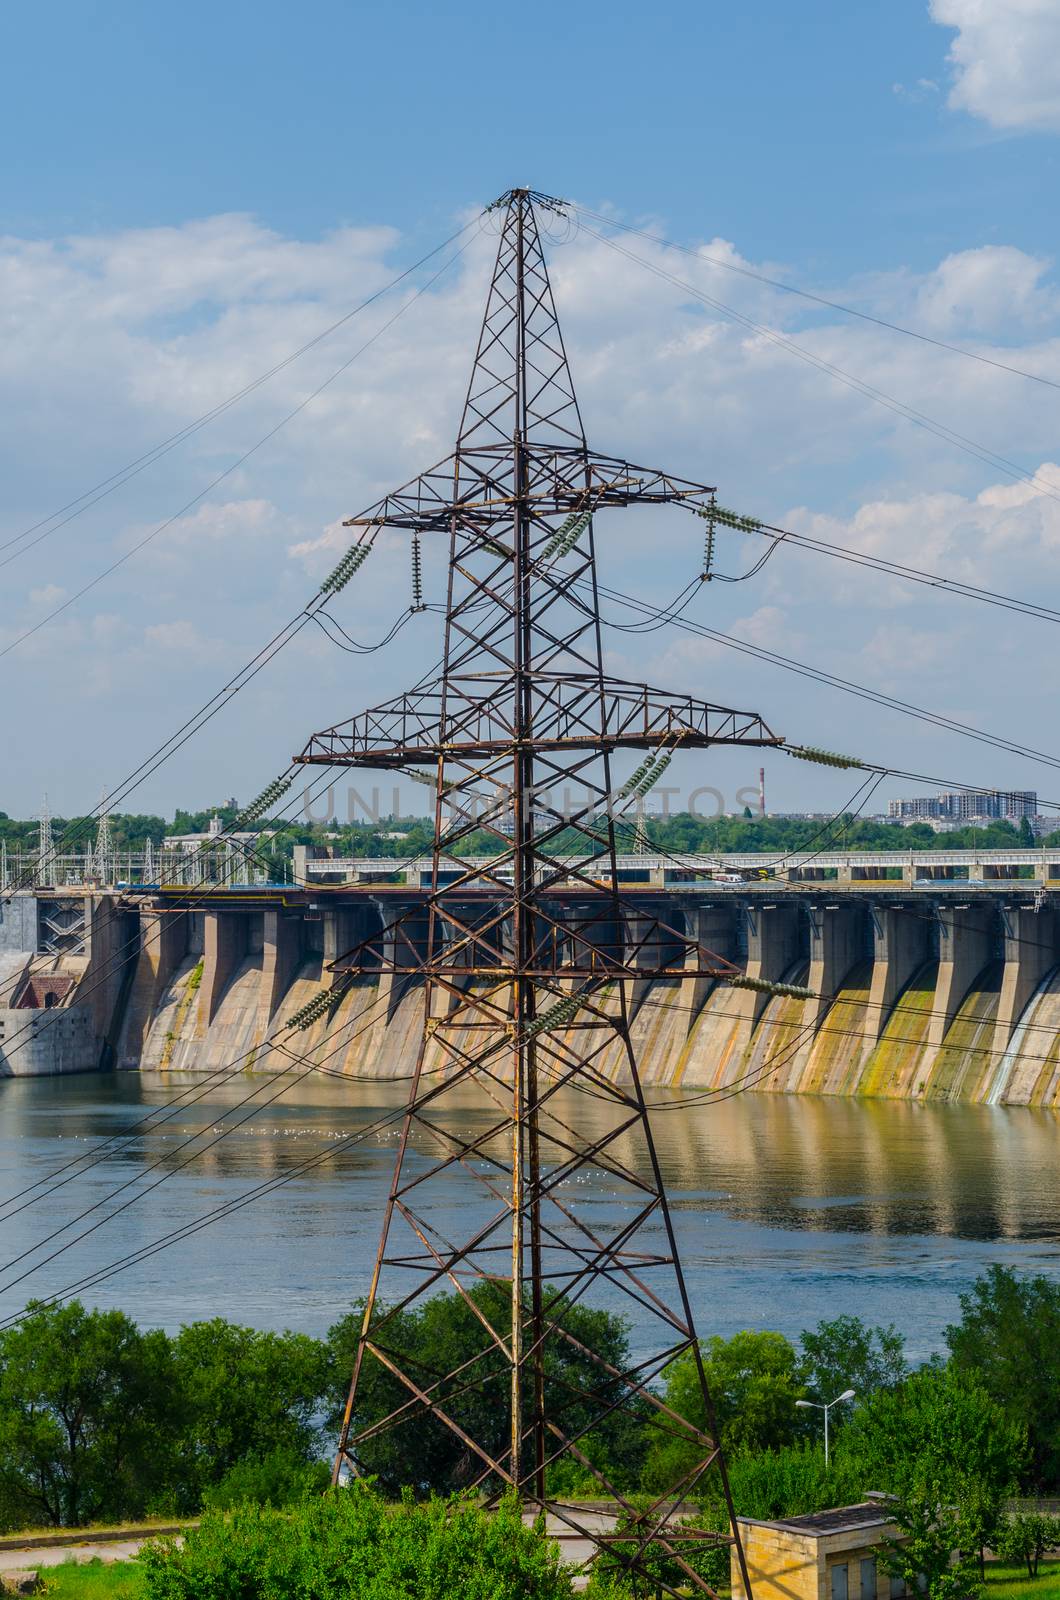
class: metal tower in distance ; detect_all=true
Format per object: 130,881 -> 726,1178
36,794 -> 56,889
296,188 -> 781,1596
94,793 -> 112,888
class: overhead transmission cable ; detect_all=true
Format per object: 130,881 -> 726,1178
5,248 -> 469,902
579,222 -> 1060,514
0,972 -> 459,1294
0,217 -> 482,571
18,239 -> 1037,888
0,762 -> 344,1077
0,989 -> 580,1325
581,576 -> 1060,780
0,227 -> 477,663
0,730 -> 486,1096
0,752 -> 492,1212
8,867 -> 1057,1304
688,501 -> 1060,629
1,249 -> 472,894
570,203 -> 1060,395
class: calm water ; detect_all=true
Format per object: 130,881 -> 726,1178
1,1073 -> 1058,1361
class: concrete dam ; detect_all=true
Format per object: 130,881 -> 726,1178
3,873 -> 1060,1106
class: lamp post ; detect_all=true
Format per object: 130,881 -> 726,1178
796,1388 -> 856,1467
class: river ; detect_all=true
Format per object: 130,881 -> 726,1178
1,1073 -> 1058,1362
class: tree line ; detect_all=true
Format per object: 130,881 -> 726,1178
1,806 -> 1054,866
1,1265 -> 1056,1595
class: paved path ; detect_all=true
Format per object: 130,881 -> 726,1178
2,1510 -> 615,1582
0,1528 -> 185,1572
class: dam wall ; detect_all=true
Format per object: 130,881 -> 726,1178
0,892 -> 139,1076
7,884 -> 1060,1106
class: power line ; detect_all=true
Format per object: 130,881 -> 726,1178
8,883 -> 1056,1308
570,204 -> 1060,395
708,509 -> 1060,630
0,217 -> 482,570
589,577 -> 1060,781
0,927 -> 482,1282
0,232 -> 476,663
0,992 -> 541,1327
581,222 -> 1060,514
2,229 -> 476,888
0,764 -> 489,1210
0,762 -> 345,1074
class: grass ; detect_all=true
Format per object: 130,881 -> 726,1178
986,1557 -> 1060,1598
40,1560 -> 144,1598
30,1549 -> 1059,1600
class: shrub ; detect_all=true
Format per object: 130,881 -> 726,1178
139,1484 -> 575,1600
726,1442 -> 864,1521
202,1447 -> 331,1510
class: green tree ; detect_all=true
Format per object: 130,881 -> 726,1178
643,1331 -> 807,1490
839,1364 -> 1026,1593
725,1442 -> 863,1520
799,1315 -> 907,1416
876,1494 -> 983,1600
994,1511 -> 1060,1580
945,1265 -> 1060,1488
327,1283 -> 647,1496
169,1319 -> 329,1510
0,1301 -> 178,1529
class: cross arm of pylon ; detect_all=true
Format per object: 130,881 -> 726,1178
294,674 -> 782,767
334,447 -> 727,541
579,451 -> 721,512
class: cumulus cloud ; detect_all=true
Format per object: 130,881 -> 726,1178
930,0 -> 1060,131
143,619 -> 209,652
3,205 -> 1060,812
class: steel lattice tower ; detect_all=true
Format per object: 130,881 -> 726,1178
94,793 -> 112,888
37,794 -> 56,889
296,189 -> 781,1596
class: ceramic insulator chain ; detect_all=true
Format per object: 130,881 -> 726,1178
234,773 -> 294,828
319,539 -> 372,597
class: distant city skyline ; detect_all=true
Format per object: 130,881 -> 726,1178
889,788 -> 1039,822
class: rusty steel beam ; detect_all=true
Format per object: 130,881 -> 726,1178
295,187 -> 764,1599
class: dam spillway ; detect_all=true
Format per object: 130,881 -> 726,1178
4,881 -> 1060,1106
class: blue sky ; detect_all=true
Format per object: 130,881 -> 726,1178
3,2 -> 1053,272
4,0 -> 1060,821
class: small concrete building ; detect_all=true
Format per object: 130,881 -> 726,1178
732,1503 -> 908,1600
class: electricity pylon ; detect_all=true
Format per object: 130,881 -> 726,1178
37,794 -> 56,888
94,793 -> 112,888
296,188 -> 780,1596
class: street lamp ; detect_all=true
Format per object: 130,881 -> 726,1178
796,1388 -> 856,1467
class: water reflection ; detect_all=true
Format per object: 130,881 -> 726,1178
0,1073 -> 1057,1362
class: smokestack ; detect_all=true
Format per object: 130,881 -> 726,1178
759,766 -> 766,817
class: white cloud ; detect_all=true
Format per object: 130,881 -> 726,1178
4,205 -> 1060,812
27,584 -> 66,608
143,620 -> 208,652
931,0 -> 1060,131
892,77 -> 940,102
288,517 -> 348,566
913,246 -> 1056,332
